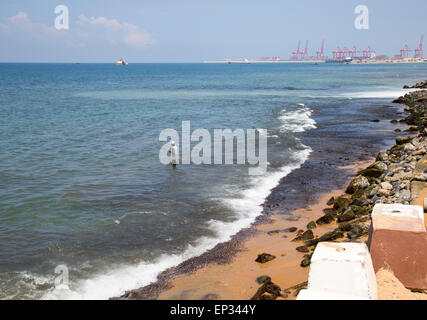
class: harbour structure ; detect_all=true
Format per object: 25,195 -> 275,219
203,35 -> 425,64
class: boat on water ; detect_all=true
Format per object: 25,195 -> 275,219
116,58 -> 128,66
227,59 -> 250,64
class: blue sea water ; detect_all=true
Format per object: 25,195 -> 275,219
0,62 -> 426,299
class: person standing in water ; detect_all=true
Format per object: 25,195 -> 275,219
168,141 -> 178,168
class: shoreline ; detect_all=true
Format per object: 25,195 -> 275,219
113,81 -> 427,300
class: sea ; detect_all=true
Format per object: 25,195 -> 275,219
0,62 -> 426,299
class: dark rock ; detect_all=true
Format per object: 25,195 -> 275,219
323,207 -> 338,216
316,213 -> 336,225
333,196 -> 351,212
338,216 -> 370,231
255,253 -> 276,264
300,257 -> 311,268
338,207 -> 356,222
201,293 -> 220,300
300,254 -> 313,268
396,136 -> 411,145
351,196 -> 369,207
255,275 -> 271,284
326,197 -> 335,206
305,229 -> 344,246
405,80 -> 427,89
251,279 -> 282,300
296,246 -> 309,253
351,188 -> 365,200
357,167 -> 383,178
306,221 -> 317,229
293,229 -> 314,241
346,175 -> 370,194
357,162 -> 387,178
284,227 -> 297,233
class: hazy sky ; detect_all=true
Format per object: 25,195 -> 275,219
0,0 -> 425,62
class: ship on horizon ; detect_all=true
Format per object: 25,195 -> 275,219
115,58 -> 128,66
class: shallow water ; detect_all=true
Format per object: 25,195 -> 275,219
0,62 -> 426,299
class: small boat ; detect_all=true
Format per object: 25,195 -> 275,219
228,59 -> 250,64
116,58 -> 128,66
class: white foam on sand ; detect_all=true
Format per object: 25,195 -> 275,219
40,106 -> 316,300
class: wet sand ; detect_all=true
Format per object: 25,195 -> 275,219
157,161 -> 372,300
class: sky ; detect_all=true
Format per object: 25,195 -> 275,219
0,0 -> 425,62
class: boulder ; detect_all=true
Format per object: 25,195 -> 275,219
376,151 -> 389,162
326,197 -> 335,206
333,196 -> 351,211
296,246 -> 310,253
380,182 -> 393,190
396,136 -> 411,145
305,229 -> 344,247
256,275 -> 271,284
338,207 -> 356,222
306,221 -> 317,229
377,188 -> 391,197
293,230 -> 314,241
351,196 -> 370,207
300,254 -> 312,268
251,279 -> 282,300
346,175 -> 370,194
255,253 -> 276,264
316,213 -> 336,225
357,162 -> 387,178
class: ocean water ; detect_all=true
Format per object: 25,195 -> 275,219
0,62 -> 426,299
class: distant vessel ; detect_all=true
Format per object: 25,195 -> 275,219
228,59 -> 250,64
116,58 -> 128,66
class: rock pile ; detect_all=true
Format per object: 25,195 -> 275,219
403,80 -> 427,89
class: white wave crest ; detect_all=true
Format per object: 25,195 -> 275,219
278,107 -> 317,133
41,146 -> 312,300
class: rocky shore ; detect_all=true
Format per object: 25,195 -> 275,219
251,83 -> 427,300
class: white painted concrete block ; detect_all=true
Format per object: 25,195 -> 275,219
296,289 -> 369,300
372,204 -> 424,225
307,242 -> 377,300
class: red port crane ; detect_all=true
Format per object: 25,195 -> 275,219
362,46 -> 376,59
301,40 -> 309,60
401,45 -> 411,59
349,46 -> 360,58
333,46 -> 343,60
291,41 -> 301,61
414,35 -> 424,59
316,40 -> 327,60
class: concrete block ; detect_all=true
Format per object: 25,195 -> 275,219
368,204 -> 427,290
372,204 -> 424,226
307,242 -> 377,300
296,289 -> 369,300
